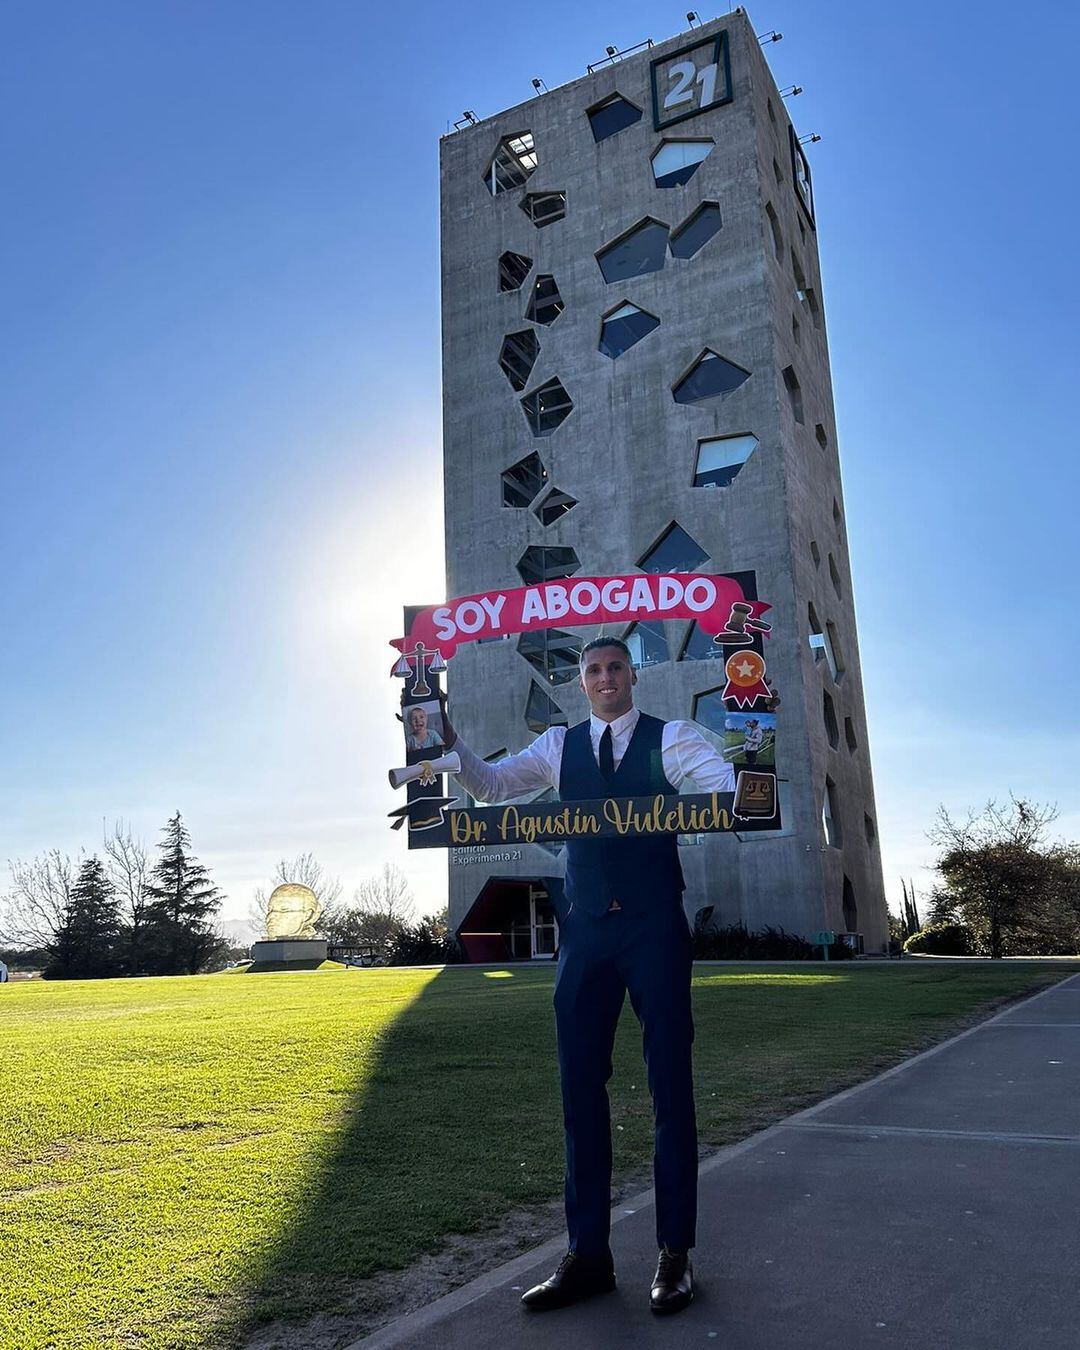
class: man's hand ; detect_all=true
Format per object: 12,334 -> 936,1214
438,691 -> 458,750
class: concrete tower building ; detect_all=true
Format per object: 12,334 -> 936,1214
439,9 -> 887,958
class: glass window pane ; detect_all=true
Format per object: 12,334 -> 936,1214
525,274 -> 565,325
673,350 -> 751,404
525,681 -> 568,733
498,330 -> 540,391
596,219 -> 669,283
485,133 -> 538,196
501,452 -> 547,507
680,621 -> 726,661
693,433 -> 757,488
517,546 -> 581,585
624,621 -> 669,668
669,203 -> 722,259
691,686 -> 727,737
498,251 -> 532,292
534,487 -> 577,525
587,94 -> 643,143
599,303 -> 660,359
518,629 -> 581,686
651,139 -> 713,188
638,522 -> 709,574
520,192 -> 566,227
520,378 -> 573,435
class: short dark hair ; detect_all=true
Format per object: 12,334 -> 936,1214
578,636 -> 633,667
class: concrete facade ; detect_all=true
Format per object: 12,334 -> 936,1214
439,10 -> 887,953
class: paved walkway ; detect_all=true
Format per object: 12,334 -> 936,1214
352,973 -> 1080,1349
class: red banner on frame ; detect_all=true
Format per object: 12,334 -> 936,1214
391,574 -> 771,662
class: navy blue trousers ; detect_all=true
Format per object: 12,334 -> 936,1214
553,899 -> 697,1256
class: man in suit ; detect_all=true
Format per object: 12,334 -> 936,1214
441,636 -> 736,1315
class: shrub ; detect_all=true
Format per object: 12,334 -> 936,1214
903,922 -> 974,956
692,917 -> 854,962
387,918 -> 464,966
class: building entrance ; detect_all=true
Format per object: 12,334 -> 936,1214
458,877 -> 561,962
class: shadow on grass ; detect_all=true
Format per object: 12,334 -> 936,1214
217,964 -> 564,1346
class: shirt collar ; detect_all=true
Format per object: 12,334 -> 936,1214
590,705 -> 640,739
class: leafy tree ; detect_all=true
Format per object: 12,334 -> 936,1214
44,857 -> 123,979
930,798 -> 1077,958
142,813 -> 227,975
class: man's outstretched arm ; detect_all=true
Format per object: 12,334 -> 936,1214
664,721 -> 737,793
438,694 -> 563,804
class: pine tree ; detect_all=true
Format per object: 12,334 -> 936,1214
44,857 -> 123,980
142,812 -> 226,975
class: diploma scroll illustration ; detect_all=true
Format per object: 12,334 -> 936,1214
389,752 -> 462,790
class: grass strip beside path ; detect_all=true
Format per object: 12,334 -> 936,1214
0,961 -> 1072,1349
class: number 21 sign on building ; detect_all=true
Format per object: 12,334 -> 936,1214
650,30 -> 733,130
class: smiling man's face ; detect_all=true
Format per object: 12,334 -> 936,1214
579,645 -> 637,722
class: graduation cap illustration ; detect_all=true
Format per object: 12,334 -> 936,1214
387,796 -> 459,832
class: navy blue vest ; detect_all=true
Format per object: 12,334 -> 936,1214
559,713 -> 685,917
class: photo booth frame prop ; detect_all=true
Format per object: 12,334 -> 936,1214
388,573 -> 781,844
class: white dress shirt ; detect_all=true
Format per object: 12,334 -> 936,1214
452,705 -> 735,804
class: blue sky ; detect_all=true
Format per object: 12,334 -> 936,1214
2,0 -> 1076,925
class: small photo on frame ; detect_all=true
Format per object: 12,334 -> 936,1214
403,700 -> 445,757
723,712 -> 776,767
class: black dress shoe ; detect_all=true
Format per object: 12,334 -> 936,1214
650,1247 -> 693,1314
521,1250 -> 616,1310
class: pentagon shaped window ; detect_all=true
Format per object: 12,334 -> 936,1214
525,681 -> 568,734
526,274 -> 564,326
534,487 -> 577,526
691,686 -> 728,738
864,813 -> 876,845
693,433 -> 757,488
670,203 -> 722,259
518,629 -> 581,686
499,329 -> 540,391
484,132 -> 537,195
822,778 -> 841,847
624,621 -> 669,669
808,604 -> 838,681
815,424 -> 828,452
826,621 -> 846,677
673,349 -> 750,405
833,498 -> 843,531
517,545 -> 580,585
842,876 -> 857,931
521,377 -> 573,436
792,315 -> 801,345
501,451 -> 547,508
651,139 -> 714,188
599,302 -> 659,359
679,621 -> 725,662
798,286 -> 822,328
520,191 -> 566,228
782,365 -> 804,424
765,202 -> 783,260
587,93 -> 643,142
828,552 -> 842,598
499,250 -> 532,292
810,540 -> 821,567
823,689 -> 839,749
638,521 -> 708,574
845,717 -> 858,754
596,218 -> 669,284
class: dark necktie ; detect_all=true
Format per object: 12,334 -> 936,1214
599,725 -> 615,781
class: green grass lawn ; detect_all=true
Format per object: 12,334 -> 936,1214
1,960 -> 1073,1349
